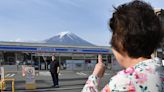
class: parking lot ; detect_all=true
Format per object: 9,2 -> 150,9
2,69 -> 115,92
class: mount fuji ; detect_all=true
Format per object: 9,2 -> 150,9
43,32 -> 95,46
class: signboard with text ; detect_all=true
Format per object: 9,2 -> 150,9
0,45 -> 111,54
25,66 -> 36,89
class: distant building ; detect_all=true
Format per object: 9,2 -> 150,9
0,41 -> 112,71
0,31 -> 117,71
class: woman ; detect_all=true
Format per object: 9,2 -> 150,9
82,0 -> 164,92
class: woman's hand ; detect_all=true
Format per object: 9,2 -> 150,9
92,54 -> 105,78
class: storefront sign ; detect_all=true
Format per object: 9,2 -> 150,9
0,45 -> 111,54
25,66 -> 36,89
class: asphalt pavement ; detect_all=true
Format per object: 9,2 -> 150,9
3,70 -> 116,92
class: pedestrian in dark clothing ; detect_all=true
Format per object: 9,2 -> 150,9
50,55 -> 60,88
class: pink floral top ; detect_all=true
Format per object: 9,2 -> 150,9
82,58 -> 164,92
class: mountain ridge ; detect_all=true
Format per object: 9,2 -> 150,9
43,32 -> 95,46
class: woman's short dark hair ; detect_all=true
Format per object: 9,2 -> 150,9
109,0 -> 163,58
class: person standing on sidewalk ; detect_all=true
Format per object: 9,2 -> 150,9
50,55 -> 60,88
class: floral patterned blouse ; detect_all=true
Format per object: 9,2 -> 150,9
82,58 -> 164,92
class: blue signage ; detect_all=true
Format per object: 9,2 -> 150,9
0,45 -> 111,54
0,46 -> 37,51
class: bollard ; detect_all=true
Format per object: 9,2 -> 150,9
12,79 -> 15,92
0,67 -> 5,92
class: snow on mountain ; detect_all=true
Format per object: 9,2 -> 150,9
44,31 -> 95,46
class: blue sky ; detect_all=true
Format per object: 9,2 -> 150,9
0,0 -> 164,46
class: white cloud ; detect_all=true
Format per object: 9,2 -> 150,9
10,38 -> 24,42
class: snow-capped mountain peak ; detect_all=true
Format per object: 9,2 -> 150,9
57,31 -> 71,38
44,31 -> 94,46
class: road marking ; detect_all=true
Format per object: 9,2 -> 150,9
5,74 -> 10,77
39,71 -> 62,76
39,71 -> 51,76
80,72 -> 87,75
5,73 -> 16,77
76,72 -> 87,76
10,74 -> 15,77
